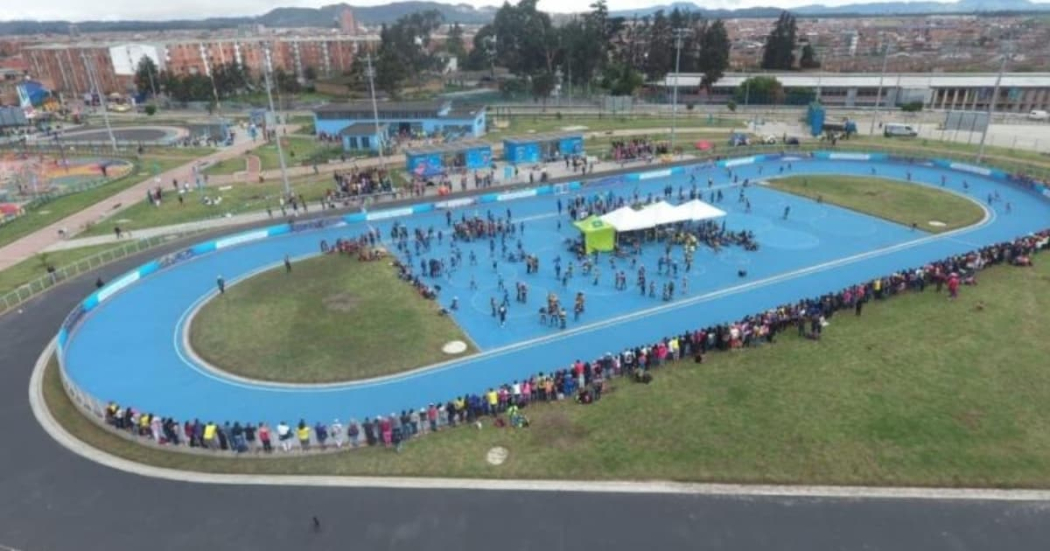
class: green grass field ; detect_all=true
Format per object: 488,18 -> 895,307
78,176 -> 338,237
47,259 -> 1050,485
767,175 -> 987,233
0,156 -> 188,249
189,254 -> 474,382
0,243 -> 129,298
487,115 -> 741,140
202,156 -> 248,176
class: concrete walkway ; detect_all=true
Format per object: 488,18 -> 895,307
0,126 -> 291,271
47,153 -> 693,251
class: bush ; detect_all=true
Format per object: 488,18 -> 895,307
726,100 -> 737,112
144,104 -> 157,116
901,101 -> 923,113
686,103 -> 695,111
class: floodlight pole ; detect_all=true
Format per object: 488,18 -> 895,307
366,50 -> 387,167
80,51 -> 118,153
262,45 -> 292,196
671,28 -> 689,151
977,48 -> 1008,163
869,42 -> 891,136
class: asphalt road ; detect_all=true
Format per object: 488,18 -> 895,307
3,202 -> 1050,551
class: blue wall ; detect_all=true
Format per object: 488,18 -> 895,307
406,145 -> 493,176
341,132 -> 382,152
504,135 -> 583,164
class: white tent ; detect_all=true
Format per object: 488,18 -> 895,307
673,199 -> 727,222
600,206 -> 649,232
645,201 -> 693,225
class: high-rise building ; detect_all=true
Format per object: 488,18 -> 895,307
339,8 -> 358,36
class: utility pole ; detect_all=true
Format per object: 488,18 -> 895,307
80,51 -> 117,152
262,45 -> 292,196
869,41 -> 891,136
670,27 -> 690,151
977,46 -> 1009,163
365,50 -> 387,167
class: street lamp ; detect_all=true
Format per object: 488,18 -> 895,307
870,40 -> 892,136
79,51 -> 117,152
670,27 -> 690,151
262,44 -> 292,196
977,44 -> 1011,162
365,49 -> 387,168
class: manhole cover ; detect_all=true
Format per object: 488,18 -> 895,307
486,446 -> 509,465
928,220 -> 947,227
442,340 -> 468,354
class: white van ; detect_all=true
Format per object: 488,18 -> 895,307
1028,110 -> 1050,121
883,123 -> 918,137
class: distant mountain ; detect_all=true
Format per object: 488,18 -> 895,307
1,0 -> 1048,36
609,0 -> 1050,18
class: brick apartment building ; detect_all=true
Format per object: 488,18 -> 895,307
24,35 -> 378,96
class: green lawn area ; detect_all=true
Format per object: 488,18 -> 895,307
487,115 -> 741,140
0,243 -> 129,298
0,156 -> 188,249
47,259 -> 1050,485
202,156 -> 248,176
189,254 -> 473,383
256,136 -> 344,171
767,175 -> 986,233
78,176 -> 337,237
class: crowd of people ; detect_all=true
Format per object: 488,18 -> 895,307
94,217 -> 1050,455
610,139 -> 671,163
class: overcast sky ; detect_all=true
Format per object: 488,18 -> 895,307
2,0 -> 1017,23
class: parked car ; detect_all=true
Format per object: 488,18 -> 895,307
784,136 -> 800,146
1028,110 -> 1050,122
761,135 -> 778,145
883,123 -> 918,137
728,133 -> 751,146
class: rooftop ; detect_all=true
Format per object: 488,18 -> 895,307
315,100 -> 449,114
504,132 -> 583,145
662,72 -> 1050,89
338,122 -> 387,136
405,139 -> 491,156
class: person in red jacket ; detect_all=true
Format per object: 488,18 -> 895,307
947,273 -> 960,299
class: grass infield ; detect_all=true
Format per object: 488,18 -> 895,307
47,259 -> 1050,486
767,175 -> 986,233
188,253 -> 475,383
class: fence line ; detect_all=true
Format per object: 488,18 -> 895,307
0,231 -> 202,316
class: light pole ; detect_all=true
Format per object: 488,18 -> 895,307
977,46 -> 1010,162
670,27 -> 690,151
869,41 -> 891,136
365,50 -> 387,168
80,51 -> 117,152
262,45 -> 292,196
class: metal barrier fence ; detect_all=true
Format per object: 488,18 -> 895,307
0,232 -> 201,316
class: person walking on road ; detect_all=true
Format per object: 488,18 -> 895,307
216,275 -> 225,295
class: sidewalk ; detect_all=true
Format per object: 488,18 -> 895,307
0,127 -> 288,271
206,126 -> 737,186
47,153 -> 695,252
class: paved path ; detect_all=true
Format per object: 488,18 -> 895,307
0,127 -> 290,272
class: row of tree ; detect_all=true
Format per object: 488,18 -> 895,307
134,57 -> 316,102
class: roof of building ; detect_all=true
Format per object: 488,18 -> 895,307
447,106 -> 484,118
405,139 -> 491,156
338,122 -> 387,136
316,100 -> 448,114
503,132 -> 583,145
662,72 -> 1050,89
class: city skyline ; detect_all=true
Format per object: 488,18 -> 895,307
6,0 -> 1050,23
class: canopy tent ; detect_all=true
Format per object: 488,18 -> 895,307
599,205 -> 647,232
672,199 -> 727,222
573,215 -> 616,254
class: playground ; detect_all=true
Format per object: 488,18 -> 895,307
0,152 -> 133,200
54,151 -> 1050,432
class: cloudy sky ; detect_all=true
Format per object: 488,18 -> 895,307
0,0 -> 998,22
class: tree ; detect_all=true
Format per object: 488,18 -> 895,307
643,11 -> 674,79
799,43 -> 821,69
372,10 -> 444,94
134,56 -> 159,96
491,0 -> 557,78
463,25 -> 496,72
600,62 -> 643,96
445,23 -> 467,60
734,76 -> 784,105
761,11 -> 798,70
303,66 -> 318,81
697,19 -> 730,92
530,71 -> 555,101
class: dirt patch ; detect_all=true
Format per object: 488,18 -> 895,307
322,292 -> 358,313
954,408 -> 984,431
542,410 -> 590,450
